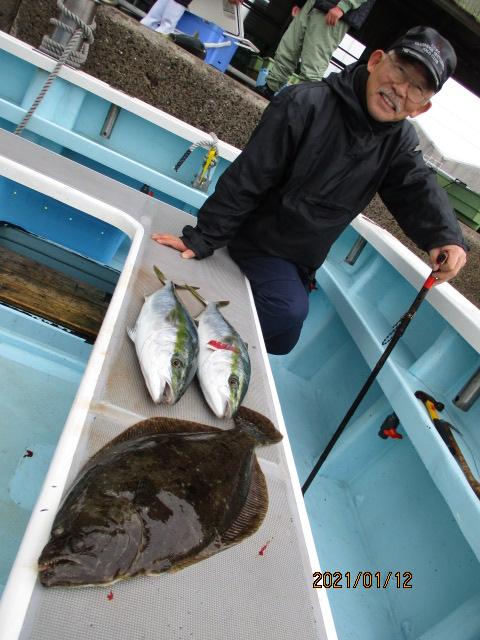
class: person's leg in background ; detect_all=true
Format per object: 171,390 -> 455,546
140,0 -> 169,29
233,256 -> 310,356
299,11 -> 349,82
140,0 -> 187,34
265,0 -> 316,93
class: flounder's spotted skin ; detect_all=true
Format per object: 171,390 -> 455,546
38,408 -> 282,588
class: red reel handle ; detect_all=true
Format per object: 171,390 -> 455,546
424,251 -> 447,290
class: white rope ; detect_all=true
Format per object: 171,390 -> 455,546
174,133 -> 219,172
15,1 -> 96,136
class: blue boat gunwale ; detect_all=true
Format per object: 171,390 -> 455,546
352,215 -> 480,353
0,30 -> 242,211
316,227 -> 480,562
0,31 -> 240,162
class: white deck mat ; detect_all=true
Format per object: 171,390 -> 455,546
0,131 -> 332,640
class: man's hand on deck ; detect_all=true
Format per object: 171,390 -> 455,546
429,245 -> 467,284
151,233 -> 196,259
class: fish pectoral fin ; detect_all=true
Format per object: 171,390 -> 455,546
220,458 -> 268,546
183,283 -> 207,307
127,326 -> 136,342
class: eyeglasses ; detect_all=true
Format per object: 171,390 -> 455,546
383,53 -> 433,104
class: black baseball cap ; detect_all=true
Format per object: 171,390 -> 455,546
388,26 -> 457,92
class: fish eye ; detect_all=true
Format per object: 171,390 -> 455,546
171,356 -> 183,369
228,375 -> 239,390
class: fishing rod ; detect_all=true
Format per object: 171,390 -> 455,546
301,252 -> 447,495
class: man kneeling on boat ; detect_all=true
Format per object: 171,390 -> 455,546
152,26 -> 467,355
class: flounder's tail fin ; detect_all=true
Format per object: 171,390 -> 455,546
233,406 -> 282,445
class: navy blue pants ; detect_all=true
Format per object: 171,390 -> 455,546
233,255 -> 310,355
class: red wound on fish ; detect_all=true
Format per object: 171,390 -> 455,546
23,449 -> 33,458
207,340 -> 239,353
258,540 -> 271,556
107,590 -> 114,601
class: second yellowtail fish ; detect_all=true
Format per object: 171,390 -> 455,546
190,290 -> 250,418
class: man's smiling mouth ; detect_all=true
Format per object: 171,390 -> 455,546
379,90 -> 400,113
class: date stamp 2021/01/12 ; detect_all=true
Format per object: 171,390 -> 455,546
312,571 -> 413,589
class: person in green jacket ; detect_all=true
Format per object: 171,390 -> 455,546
258,0 -> 370,99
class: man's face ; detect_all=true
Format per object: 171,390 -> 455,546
366,50 -> 434,122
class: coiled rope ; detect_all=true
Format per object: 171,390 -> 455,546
14,0 -> 95,136
174,133 -> 219,172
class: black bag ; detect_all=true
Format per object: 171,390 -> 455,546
313,0 -> 376,31
168,33 -> 206,60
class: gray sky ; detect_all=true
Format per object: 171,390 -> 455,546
416,79 -> 480,168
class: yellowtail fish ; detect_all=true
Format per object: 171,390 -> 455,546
185,285 -> 250,418
127,268 -> 198,404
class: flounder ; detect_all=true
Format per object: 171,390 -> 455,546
38,407 -> 282,587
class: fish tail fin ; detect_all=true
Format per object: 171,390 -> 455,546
183,283 -> 207,307
233,407 -> 282,445
153,265 -> 166,284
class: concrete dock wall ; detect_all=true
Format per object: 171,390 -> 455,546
9,1 -> 264,149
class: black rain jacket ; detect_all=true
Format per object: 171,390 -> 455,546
182,64 -> 465,272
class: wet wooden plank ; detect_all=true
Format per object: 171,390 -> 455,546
0,245 -> 109,341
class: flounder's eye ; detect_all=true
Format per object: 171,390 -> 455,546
171,357 -> 183,368
228,375 -> 239,390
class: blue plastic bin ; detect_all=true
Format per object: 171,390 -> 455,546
176,11 -> 238,72
0,176 -> 127,264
